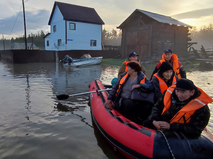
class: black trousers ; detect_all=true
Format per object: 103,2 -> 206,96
117,98 -> 153,124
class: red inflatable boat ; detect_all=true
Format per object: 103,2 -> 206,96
89,80 -> 213,159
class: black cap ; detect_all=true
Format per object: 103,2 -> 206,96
164,49 -> 172,54
129,52 -> 138,57
175,78 -> 196,91
159,62 -> 173,74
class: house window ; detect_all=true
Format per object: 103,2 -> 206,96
90,40 -> 96,46
69,23 -> 76,30
53,25 -> 56,32
58,39 -> 62,46
47,40 -> 49,46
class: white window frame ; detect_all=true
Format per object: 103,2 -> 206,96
69,23 -> 76,30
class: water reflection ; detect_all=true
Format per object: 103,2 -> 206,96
25,74 -> 31,121
0,61 -> 212,159
92,118 -> 125,159
56,102 -> 93,128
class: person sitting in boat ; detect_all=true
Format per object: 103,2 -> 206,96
118,52 -> 146,79
61,55 -> 73,64
143,78 -> 212,139
105,61 -> 154,123
150,49 -> 186,80
151,61 -> 178,101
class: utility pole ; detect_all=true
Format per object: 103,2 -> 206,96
22,0 -> 27,50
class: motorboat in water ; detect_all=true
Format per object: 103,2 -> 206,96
61,54 -> 103,67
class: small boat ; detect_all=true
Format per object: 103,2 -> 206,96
63,56 -> 103,67
89,80 -> 213,159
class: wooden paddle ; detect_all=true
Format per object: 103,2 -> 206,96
56,88 -> 112,100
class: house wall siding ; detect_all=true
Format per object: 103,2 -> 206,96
46,6 -> 66,51
66,21 -> 102,50
45,5 -> 103,51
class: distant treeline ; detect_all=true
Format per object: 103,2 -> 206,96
1,30 -> 46,50
102,28 -> 121,40
190,24 -> 213,50
191,24 -> 213,40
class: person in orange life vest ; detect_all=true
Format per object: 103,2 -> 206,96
118,52 -> 145,79
143,78 -> 212,138
152,61 -> 178,101
105,61 -> 154,123
150,49 -> 186,80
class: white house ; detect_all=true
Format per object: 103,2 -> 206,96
45,2 -> 104,51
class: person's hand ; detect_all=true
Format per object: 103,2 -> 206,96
104,99 -> 112,108
132,84 -> 140,90
137,59 -> 141,63
158,121 -> 170,130
153,120 -> 161,129
153,121 -> 170,130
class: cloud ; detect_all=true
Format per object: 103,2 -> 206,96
0,9 -> 50,38
172,8 -> 213,19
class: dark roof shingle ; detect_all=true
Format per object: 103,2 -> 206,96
118,9 -> 191,29
48,1 -> 104,25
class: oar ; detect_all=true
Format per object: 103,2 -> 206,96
56,88 -> 112,100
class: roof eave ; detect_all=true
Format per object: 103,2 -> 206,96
64,18 -> 104,25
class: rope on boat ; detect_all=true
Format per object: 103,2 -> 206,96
158,130 -> 175,159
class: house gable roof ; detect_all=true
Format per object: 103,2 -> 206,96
118,9 -> 191,29
43,33 -> 50,38
48,1 -> 104,25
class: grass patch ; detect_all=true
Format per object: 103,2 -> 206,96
102,58 -> 125,66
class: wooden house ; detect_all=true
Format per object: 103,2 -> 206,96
45,1 -> 104,51
117,9 -> 192,58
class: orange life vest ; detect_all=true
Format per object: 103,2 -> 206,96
123,61 -> 129,72
152,73 -> 177,94
116,73 -> 146,95
160,53 -> 181,79
161,87 -> 213,124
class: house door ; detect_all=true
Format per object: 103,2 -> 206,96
125,27 -> 151,58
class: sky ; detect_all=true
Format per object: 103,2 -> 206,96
1,0 -> 213,39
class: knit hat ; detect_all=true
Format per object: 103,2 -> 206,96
175,78 -> 196,91
159,62 -> 173,74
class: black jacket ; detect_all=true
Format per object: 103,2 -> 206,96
150,62 -> 186,80
152,71 -> 178,100
147,88 -> 210,138
108,72 -> 154,107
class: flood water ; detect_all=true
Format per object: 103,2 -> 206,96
0,61 -> 212,159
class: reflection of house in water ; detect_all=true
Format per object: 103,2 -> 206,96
3,61 -> 102,95
54,64 -> 102,94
